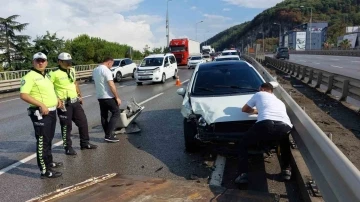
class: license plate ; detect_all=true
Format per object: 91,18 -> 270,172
139,76 -> 151,79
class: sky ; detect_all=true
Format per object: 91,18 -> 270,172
0,0 -> 283,51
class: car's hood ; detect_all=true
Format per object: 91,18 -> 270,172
188,94 -> 257,124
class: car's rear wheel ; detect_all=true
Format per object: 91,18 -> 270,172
132,69 -> 136,78
183,118 -> 199,152
173,69 -> 178,79
116,72 -> 122,82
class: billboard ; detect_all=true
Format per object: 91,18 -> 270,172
346,26 -> 360,33
296,32 -> 306,50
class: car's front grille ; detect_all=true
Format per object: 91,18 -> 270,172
212,120 -> 256,133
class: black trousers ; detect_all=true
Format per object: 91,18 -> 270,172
28,109 -> 57,172
238,120 -> 292,173
57,101 -> 90,148
98,98 -> 120,138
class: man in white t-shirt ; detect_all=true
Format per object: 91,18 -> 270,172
235,82 -> 293,184
92,57 -> 122,143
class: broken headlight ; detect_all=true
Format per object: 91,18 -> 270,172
198,116 -> 207,127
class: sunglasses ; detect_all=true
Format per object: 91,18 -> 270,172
35,58 -> 47,63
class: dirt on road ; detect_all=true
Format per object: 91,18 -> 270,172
264,64 -> 360,170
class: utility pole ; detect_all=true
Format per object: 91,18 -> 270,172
166,0 -> 172,48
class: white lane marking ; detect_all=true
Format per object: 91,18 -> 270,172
209,155 -> 226,187
0,141 -> 63,175
0,97 -> 20,103
0,96 -> 95,176
0,93 -> 164,176
138,93 -> 164,105
78,84 -> 87,86
331,65 -> 344,69
181,79 -> 190,84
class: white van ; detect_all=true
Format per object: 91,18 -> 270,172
135,53 -> 178,85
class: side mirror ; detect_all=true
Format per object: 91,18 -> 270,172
176,88 -> 186,96
269,81 -> 279,88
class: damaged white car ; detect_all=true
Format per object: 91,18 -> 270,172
176,61 -> 279,152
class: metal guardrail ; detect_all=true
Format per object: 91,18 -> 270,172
243,54 -> 360,202
253,55 -> 360,104
0,60 -> 142,92
289,50 -> 360,57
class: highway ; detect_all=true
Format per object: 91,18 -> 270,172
0,66 -> 299,201
267,54 -> 360,79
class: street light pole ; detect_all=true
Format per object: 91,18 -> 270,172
300,6 -> 313,50
166,0 -> 172,48
274,23 -> 281,47
310,7 -> 312,50
195,21 -> 203,41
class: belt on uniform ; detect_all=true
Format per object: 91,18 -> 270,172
29,106 -> 57,111
48,106 -> 57,111
63,97 -> 79,104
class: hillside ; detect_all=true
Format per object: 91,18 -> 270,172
204,0 -> 360,51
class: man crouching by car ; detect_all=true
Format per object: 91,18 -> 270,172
235,82 -> 293,184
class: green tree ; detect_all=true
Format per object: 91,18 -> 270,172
0,15 -> 30,70
151,47 -> 163,54
33,31 -> 65,67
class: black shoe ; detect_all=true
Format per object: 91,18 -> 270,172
81,143 -> 98,150
48,162 -> 63,168
65,147 -> 77,155
235,173 -> 248,184
282,169 -> 291,181
40,169 -> 62,179
105,136 -> 119,143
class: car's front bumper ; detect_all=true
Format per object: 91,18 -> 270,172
195,120 -> 256,142
135,71 -> 162,82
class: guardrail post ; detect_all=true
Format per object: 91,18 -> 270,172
325,75 -> 334,94
339,80 -> 349,101
300,66 -> 305,80
296,65 -> 300,77
306,69 -> 313,84
315,72 -> 322,88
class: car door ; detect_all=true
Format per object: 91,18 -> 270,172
169,56 -> 176,76
163,56 -> 170,78
124,59 -> 133,76
119,60 -> 127,75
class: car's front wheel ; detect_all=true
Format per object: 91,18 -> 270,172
183,118 -> 199,152
161,73 -> 166,83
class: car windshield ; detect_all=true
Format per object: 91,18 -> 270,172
278,48 -> 289,52
169,46 -> 185,52
192,63 -> 263,96
140,58 -> 164,67
112,60 -> 120,67
215,57 -> 239,61
221,52 -> 238,56
190,56 -> 201,60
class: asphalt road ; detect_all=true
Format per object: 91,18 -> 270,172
0,66 -> 299,201
268,54 -> 360,79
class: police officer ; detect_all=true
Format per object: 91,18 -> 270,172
20,52 -> 63,178
49,52 -> 97,155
